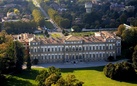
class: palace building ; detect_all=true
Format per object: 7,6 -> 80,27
28,31 -> 121,64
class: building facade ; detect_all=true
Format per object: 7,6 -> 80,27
29,31 -> 121,64
12,33 -> 34,55
85,2 -> 92,13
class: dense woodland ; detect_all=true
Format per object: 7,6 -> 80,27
37,0 -> 137,30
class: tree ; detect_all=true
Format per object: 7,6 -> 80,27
32,9 -> 45,27
62,29 -> 65,34
104,62 -> 136,80
122,27 -> 137,46
116,24 -> 125,36
32,59 -> 39,65
132,45 -> 137,69
47,66 -> 61,76
3,21 -> 36,34
36,70 -> 49,86
107,56 -> 114,61
103,63 -> 115,79
45,73 -> 60,86
14,8 -> 20,15
0,31 -> 17,73
65,74 -> 84,86
60,19 -> 70,29
119,13 -> 127,24
56,77 -> 66,86
36,66 -> 61,86
0,57 -> 15,73
26,54 -> 31,70
44,30 -> 49,37
36,66 -> 84,86
0,72 -> 6,85
6,41 -> 24,73
71,26 -> 81,32
0,23 -> 2,31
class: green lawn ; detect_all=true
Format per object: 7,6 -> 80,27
50,33 -> 62,38
45,21 -> 54,29
5,67 -> 137,86
71,32 -> 94,36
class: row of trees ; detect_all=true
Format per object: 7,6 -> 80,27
36,66 -> 84,86
47,8 -> 71,29
32,9 -> 45,27
3,21 -> 36,34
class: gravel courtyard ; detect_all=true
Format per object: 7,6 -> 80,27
28,59 -> 127,68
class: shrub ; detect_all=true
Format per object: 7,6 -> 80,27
0,73 -> 6,85
32,59 -> 38,65
107,56 -> 114,61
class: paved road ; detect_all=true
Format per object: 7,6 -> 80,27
33,0 -> 49,18
23,59 -> 128,69
32,0 -> 62,32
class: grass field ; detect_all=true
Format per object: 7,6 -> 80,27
5,67 -> 137,86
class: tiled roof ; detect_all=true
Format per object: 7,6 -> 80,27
17,31 -> 120,44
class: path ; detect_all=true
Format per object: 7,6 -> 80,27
23,59 -> 128,69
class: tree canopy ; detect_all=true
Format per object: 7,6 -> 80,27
36,66 -> 84,86
104,62 -> 136,80
0,31 -> 25,73
32,9 -> 45,27
132,45 -> 137,69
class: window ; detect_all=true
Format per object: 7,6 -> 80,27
79,47 -> 81,51
100,53 -> 102,57
93,54 -> 95,57
99,46 -> 103,50
73,47 -> 75,51
48,48 -> 50,52
106,46 -> 108,50
59,47 -> 60,51
66,48 -> 68,51
35,49 -> 37,52
76,47 -> 78,51
90,46 -> 91,50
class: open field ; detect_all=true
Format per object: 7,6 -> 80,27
5,67 -> 137,86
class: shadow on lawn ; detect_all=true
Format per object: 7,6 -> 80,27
13,69 -> 40,80
6,77 -> 33,86
61,66 -> 104,73
114,78 -> 137,85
